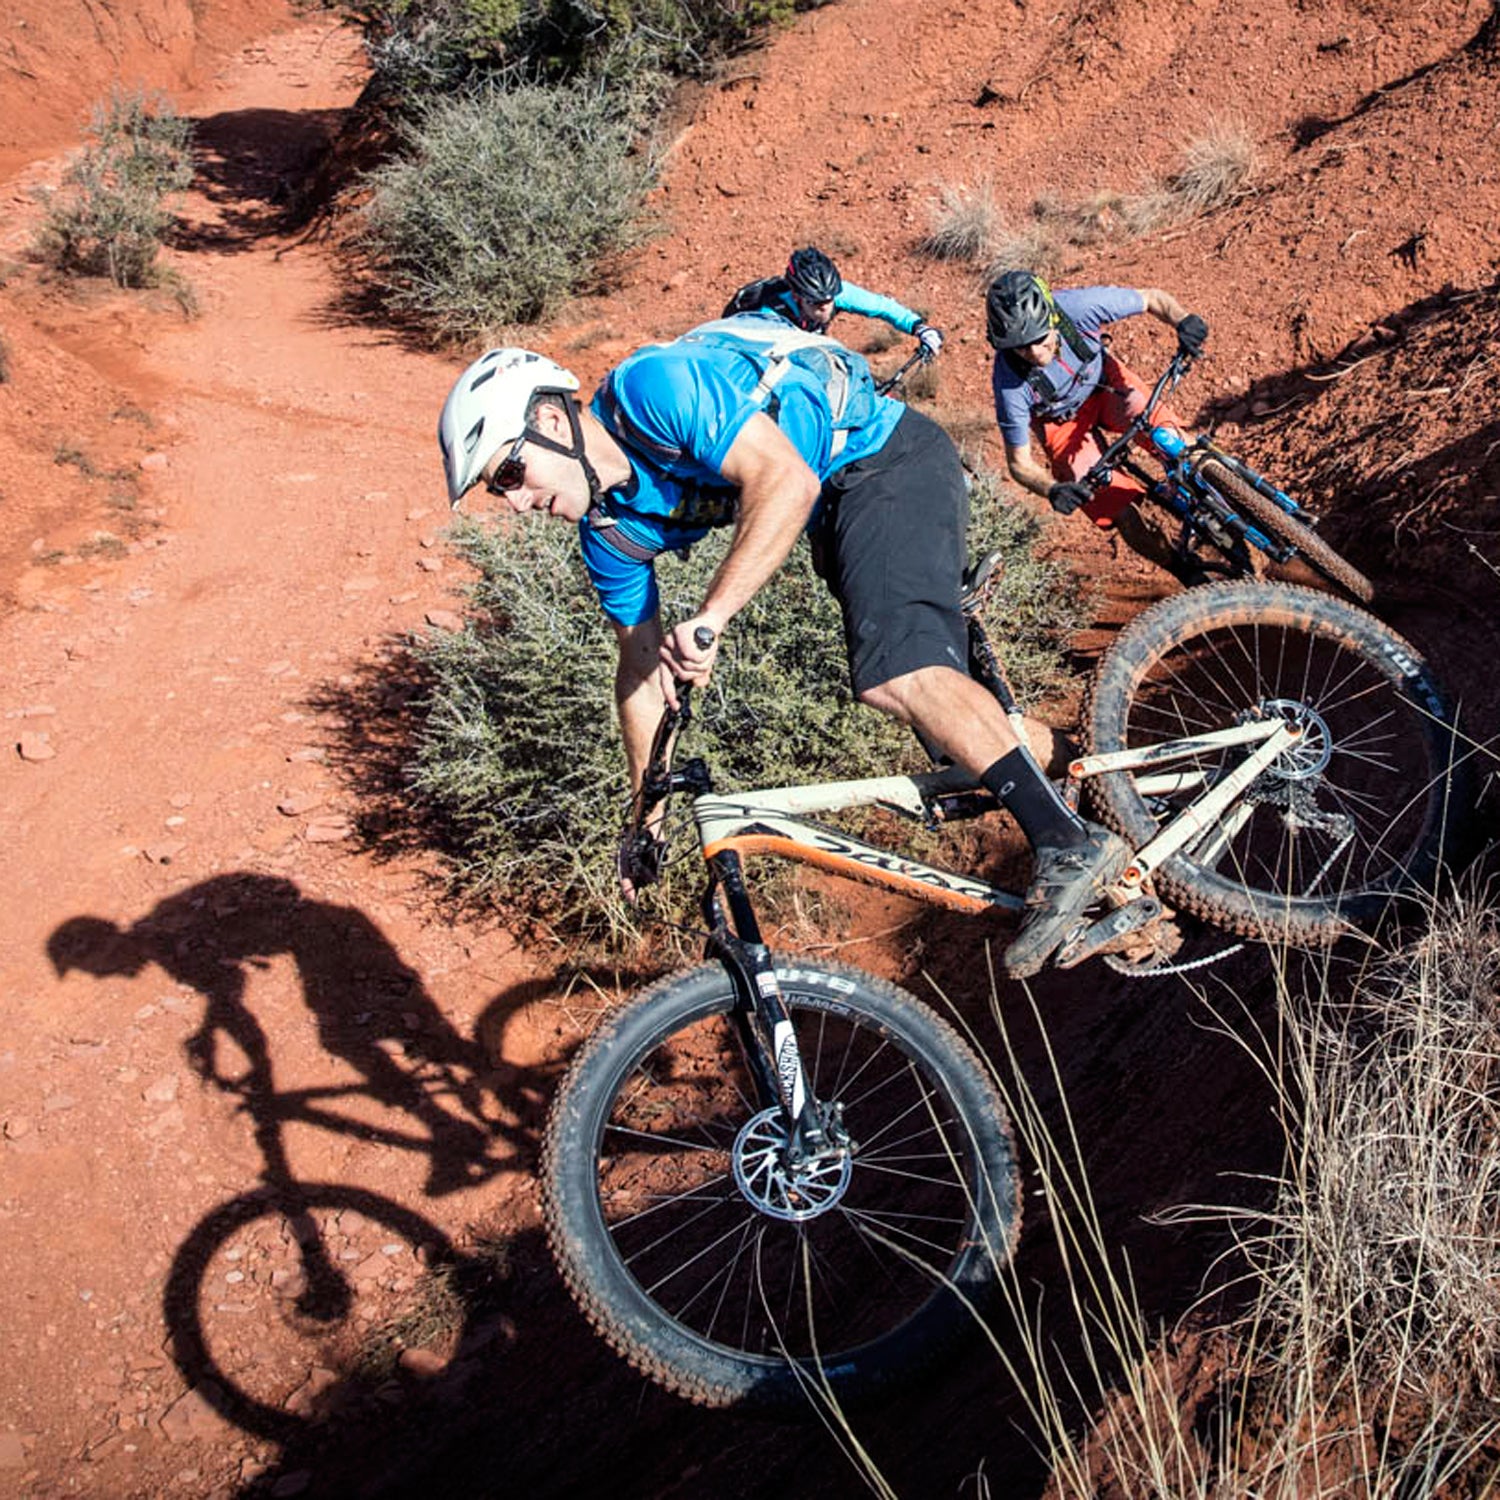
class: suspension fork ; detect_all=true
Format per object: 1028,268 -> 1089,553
701,849 -> 836,1161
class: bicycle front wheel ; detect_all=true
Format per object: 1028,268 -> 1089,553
1200,458 -> 1375,603
1085,582 -> 1469,942
541,959 -> 1019,1411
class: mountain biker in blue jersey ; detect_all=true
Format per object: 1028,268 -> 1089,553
438,331 -> 1128,979
725,246 -> 945,363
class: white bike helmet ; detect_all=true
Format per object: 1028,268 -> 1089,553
438,348 -> 580,508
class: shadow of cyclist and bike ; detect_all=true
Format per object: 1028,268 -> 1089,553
44,873 -> 654,1455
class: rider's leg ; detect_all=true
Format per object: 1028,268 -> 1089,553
1098,353 -> 1189,486
860,664 -> 1063,789
863,665 -> 1127,978
826,408 -> 1127,977
1037,397 -> 1146,526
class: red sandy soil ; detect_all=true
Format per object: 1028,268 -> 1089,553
0,0 -> 1497,1495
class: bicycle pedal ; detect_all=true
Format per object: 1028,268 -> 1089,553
1052,897 -> 1163,970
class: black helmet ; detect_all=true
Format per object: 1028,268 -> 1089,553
986,269 -> 1056,350
785,246 -> 842,303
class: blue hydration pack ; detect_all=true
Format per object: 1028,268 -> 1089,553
598,313 -> 882,467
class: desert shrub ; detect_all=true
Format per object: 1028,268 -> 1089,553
406,460 -> 1080,946
36,90 -> 194,288
351,0 -> 838,338
354,0 -> 829,104
360,76 -> 655,337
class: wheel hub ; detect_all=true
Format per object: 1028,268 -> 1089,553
732,1108 -> 852,1222
1255,698 -> 1333,781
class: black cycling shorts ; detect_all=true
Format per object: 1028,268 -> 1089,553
816,407 -> 970,696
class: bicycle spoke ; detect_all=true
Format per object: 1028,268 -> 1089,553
590,995 -> 989,1366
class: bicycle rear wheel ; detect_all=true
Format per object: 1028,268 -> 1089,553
1085,582 -> 1469,942
1200,458 -> 1375,603
541,958 -> 1019,1411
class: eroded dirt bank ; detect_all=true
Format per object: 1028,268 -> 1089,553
0,0 -> 1497,1495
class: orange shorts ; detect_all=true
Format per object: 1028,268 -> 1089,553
1036,354 -> 1184,526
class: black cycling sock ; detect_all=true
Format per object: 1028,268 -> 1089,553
981,746 -> 1088,851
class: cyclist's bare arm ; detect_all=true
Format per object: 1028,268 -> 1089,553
1004,436 -> 1058,500
657,411 -> 821,696
614,616 -> 667,794
1139,287 -> 1190,330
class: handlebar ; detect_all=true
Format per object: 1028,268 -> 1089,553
618,624 -> 716,890
1080,350 -> 1194,492
873,332 -> 941,398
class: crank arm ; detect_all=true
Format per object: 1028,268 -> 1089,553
1053,896 -> 1163,970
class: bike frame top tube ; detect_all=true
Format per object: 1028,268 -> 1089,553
1086,353 -> 1190,481
693,773 -> 1025,915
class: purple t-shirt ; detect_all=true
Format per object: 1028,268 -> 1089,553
991,286 -> 1147,447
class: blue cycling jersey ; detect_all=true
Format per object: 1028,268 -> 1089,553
724,276 -> 923,336
833,281 -> 923,335
582,332 -> 904,626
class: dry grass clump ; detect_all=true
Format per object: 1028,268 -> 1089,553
980,219 -> 1064,285
1263,897 -> 1500,1407
919,179 -> 999,262
919,119 -> 1257,278
1167,117 -> 1259,218
876,894 -> 1500,1499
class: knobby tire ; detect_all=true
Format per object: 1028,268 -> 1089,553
1199,458 -> 1375,603
1085,581 -> 1470,942
541,958 -> 1020,1411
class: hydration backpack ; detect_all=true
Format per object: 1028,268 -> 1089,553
598,314 -> 882,468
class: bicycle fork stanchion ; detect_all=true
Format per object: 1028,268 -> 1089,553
704,850 -> 845,1167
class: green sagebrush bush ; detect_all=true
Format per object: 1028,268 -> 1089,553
359,76 -> 654,339
355,0 -> 825,103
406,463 -> 1084,946
36,90 -> 195,288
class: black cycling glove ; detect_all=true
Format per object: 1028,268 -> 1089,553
1176,313 -> 1209,358
1048,481 -> 1092,517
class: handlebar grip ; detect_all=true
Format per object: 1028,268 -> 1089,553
693,625 -> 716,651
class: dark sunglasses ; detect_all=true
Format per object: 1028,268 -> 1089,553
484,433 -> 529,495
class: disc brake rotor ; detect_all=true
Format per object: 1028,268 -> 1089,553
1257,698 -> 1334,781
732,1108 -> 852,1222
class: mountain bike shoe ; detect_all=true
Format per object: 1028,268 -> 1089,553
1004,827 -> 1131,980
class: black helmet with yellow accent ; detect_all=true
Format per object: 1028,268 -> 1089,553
986,269 -> 1056,350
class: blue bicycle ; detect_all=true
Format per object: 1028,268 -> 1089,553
1084,352 -> 1374,603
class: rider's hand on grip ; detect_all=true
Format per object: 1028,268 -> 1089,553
1175,313 -> 1209,358
1048,481 -> 1092,517
658,619 -> 718,709
914,323 -> 944,362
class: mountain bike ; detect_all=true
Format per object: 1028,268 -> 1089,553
1083,351 -> 1375,603
541,578 -> 1468,1411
